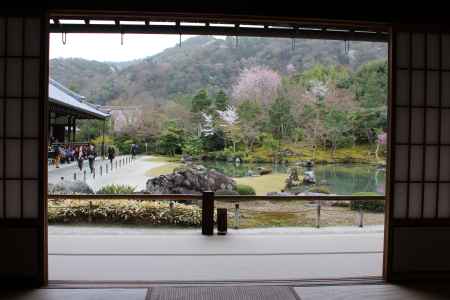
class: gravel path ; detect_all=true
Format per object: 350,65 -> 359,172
48,155 -> 166,192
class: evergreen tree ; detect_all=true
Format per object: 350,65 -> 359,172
215,90 -> 229,111
191,89 -> 211,113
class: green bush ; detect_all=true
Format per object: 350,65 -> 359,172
308,185 -> 331,194
236,184 -> 256,195
350,192 -> 384,212
215,189 -> 240,196
97,184 -> 136,194
48,200 -> 202,226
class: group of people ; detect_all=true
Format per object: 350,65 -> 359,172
48,144 -> 77,165
50,143 -> 99,174
49,142 -> 138,175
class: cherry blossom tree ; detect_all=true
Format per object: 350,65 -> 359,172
200,112 -> 215,137
231,66 -> 282,106
375,132 -> 387,160
217,105 -> 241,152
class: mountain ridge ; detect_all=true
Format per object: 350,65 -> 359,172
49,36 -> 387,106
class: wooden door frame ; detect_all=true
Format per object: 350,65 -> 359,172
42,11 -> 393,285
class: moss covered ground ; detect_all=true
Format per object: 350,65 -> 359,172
234,174 -> 287,196
247,143 -> 384,165
145,162 -> 181,177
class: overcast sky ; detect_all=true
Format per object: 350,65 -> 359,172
49,33 -> 203,62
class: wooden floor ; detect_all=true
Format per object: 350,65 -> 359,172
296,284 -> 450,300
2,283 -> 450,300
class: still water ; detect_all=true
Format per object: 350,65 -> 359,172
202,161 -> 385,195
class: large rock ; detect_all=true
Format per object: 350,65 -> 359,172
146,164 -> 236,194
49,180 -> 94,194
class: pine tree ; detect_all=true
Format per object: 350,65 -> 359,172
215,90 -> 229,111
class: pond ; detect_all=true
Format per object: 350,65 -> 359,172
202,161 -> 385,195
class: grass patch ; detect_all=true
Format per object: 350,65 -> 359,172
240,211 -> 300,228
216,200 -> 384,228
146,162 -> 182,177
234,173 -> 287,195
145,155 -> 180,163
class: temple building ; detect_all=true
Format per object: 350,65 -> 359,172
48,78 -> 109,144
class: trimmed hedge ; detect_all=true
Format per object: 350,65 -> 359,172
48,200 -> 202,226
215,189 -> 240,196
236,184 -> 256,195
350,192 -> 384,213
308,185 -> 331,194
97,184 -> 136,194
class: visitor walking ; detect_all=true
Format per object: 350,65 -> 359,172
131,143 -> 138,159
107,145 -> 115,166
87,144 -> 97,174
54,145 -> 62,168
76,145 -> 84,171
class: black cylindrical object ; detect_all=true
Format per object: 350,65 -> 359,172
217,208 -> 228,235
202,191 -> 214,235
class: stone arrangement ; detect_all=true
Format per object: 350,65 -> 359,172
146,164 -> 236,194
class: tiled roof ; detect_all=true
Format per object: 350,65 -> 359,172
49,78 -> 109,119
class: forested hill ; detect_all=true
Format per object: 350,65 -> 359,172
50,36 -> 387,106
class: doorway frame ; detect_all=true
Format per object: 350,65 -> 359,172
43,10 -> 392,285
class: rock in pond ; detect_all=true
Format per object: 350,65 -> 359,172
146,164 -> 236,194
257,167 -> 272,176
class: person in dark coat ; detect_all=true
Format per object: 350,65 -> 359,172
131,143 -> 138,159
87,144 -> 97,174
107,146 -> 115,166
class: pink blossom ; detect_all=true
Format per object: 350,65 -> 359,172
217,105 -> 239,126
232,66 -> 281,106
377,132 -> 387,145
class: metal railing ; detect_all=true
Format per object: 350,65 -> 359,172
48,192 -> 384,234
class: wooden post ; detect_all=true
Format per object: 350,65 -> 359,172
359,203 -> 364,228
101,119 -> 106,159
217,208 -> 228,235
234,203 -> 240,229
72,118 -> 76,142
316,200 -> 321,228
202,191 -> 214,235
67,117 -> 72,143
88,201 -> 93,223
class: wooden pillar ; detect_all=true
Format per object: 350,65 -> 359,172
202,191 -> 215,235
101,119 -> 106,158
67,117 -> 72,143
72,118 -> 76,142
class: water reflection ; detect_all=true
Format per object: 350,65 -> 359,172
202,161 -> 385,195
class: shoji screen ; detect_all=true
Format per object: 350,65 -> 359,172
0,16 -> 47,287
388,26 -> 450,280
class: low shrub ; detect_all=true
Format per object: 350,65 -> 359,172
350,192 -> 384,212
48,200 -> 202,226
97,184 -> 136,194
308,185 -> 331,194
215,189 -> 240,196
236,184 -> 256,195
332,201 -> 350,208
